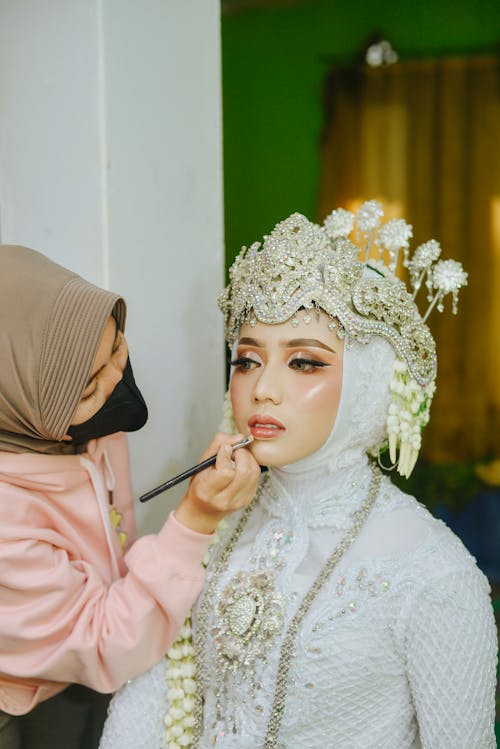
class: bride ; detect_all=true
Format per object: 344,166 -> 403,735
99,204 -> 497,748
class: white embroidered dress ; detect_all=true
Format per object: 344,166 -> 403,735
100,338 -> 497,749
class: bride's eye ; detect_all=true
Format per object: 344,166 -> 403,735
289,357 -> 329,373
231,356 -> 260,372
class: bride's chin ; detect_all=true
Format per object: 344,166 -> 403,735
250,441 -> 293,468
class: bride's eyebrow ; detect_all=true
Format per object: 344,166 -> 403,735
237,336 -> 336,354
284,338 -> 336,353
238,337 -> 263,348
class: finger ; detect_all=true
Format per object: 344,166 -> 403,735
195,445 -> 256,504
197,432 -> 244,462
231,443 -> 254,468
220,450 -> 261,505
232,444 -> 260,474
192,444 -> 236,495
215,443 -> 236,473
215,439 -> 256,481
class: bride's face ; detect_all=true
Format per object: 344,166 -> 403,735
230,310 -> 344,467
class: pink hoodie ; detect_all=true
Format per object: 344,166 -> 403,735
0,433 -> 212,715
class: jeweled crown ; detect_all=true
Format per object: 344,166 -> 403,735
218,201 -> 467,477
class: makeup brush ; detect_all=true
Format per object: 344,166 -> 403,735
139,435 -> 254,502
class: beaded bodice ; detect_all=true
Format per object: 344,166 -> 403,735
192,460 -> 494,748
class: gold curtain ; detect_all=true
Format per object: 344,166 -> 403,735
319,56 -> 500,462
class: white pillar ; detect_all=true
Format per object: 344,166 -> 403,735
0,0 -> 225,532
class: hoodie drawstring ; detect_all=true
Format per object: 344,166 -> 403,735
79,452 -> 121,579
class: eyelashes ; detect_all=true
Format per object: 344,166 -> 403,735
231,356 -> 330,373
289,358 -> 330,372
231,356 -> 259,371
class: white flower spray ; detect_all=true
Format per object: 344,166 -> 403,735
164,620 -> 196,748
387,359 -> 434,477
164,514 -> 229,748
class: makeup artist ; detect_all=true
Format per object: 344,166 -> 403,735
0,245 -> 260,749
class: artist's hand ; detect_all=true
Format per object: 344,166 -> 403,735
174,433 -> 260,534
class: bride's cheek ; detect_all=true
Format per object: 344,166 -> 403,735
230,377 -> 245,409
298,377 -> 342,427
297,378 -> 331,405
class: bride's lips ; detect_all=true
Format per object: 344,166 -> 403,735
248,415 -> 286,440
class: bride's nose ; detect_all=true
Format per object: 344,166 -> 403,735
252,363 -> 282,405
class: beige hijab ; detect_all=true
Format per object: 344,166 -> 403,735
0,245 -> 126,454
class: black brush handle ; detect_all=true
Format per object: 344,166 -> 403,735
139,436 -> 253,502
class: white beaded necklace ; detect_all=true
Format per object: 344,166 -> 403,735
191,463 -> 382,747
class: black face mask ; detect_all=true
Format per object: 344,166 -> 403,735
67,357 -> 148,446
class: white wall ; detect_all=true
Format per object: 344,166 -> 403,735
0,0 -> 103,280
0,0 -> 225,533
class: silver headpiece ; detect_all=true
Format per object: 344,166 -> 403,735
218,201 -> 467,477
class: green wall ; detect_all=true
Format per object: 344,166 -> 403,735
221,0 -> 499,272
